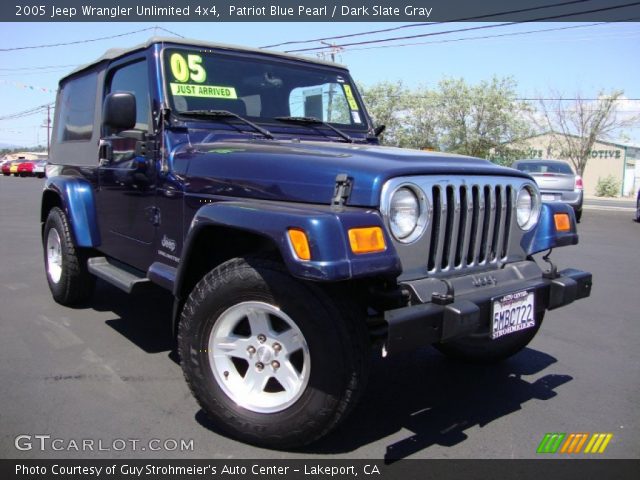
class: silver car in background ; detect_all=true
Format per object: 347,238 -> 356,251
512,159 -> 584,222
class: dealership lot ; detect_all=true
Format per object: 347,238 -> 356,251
0,176 -> 638,459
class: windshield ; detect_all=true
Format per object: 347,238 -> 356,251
162,47 -> 368,131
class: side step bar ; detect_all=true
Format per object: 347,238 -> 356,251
87,257 -> 150,294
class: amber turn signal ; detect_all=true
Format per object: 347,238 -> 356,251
287,229 -> 311,260
348,227 -> 386,254
554,213 -> 571,232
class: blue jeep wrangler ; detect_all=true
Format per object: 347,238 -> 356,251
41,38 -> 592,449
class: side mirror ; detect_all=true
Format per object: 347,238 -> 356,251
102,92 -> 136,132
374,125 -> 386,137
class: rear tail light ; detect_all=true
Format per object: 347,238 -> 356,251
575,176 -> 583,190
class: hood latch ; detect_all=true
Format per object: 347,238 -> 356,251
331,173 -> 352,211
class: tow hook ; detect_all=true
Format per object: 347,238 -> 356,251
541,249 -> 559,279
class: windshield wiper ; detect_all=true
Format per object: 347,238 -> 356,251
179,110 -> 274,140
274,116 -> 353,143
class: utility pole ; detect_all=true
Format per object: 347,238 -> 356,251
40,104 -> 51,156
46,104 -> 51,157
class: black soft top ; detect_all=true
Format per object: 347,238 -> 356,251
61,36 -> 347,83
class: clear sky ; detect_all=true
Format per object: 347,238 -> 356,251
0,21 -> 638,147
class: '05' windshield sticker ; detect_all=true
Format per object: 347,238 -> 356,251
342,84 -> 359,111
170,53 -> 207,83
170,83 -> 238,99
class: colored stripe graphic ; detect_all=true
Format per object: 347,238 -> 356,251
538,433 -> 614,454
560,433 -> 589,453
584,433 -> 613,454
537,433 -> 566,453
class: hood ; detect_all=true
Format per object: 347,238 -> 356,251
177,139 -> 529,207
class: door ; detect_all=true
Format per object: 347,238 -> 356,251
96,58 -> 157,271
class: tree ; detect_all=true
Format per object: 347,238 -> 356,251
359,81 -> 409,146
435,76 -> 533,159
533,90 -> 639,176
359,77 -> 532,160
396,86 -> 438,150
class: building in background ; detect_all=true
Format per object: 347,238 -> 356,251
514,133 -> 639,197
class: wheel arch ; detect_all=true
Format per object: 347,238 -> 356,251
41,177 -> 101,248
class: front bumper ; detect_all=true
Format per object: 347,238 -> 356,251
384,261 -> 592,355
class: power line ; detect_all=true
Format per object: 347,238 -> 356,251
345,20 -> 639,52
0,25 -> 183,52
0,64 -> 79,72
0,69 -> 72,78
361,93 -> 640,102
0,104 -> 53,121
286,2 -> 640,53
155,26 -> 185,38
262,0 -> 592,48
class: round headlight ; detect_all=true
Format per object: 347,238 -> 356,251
516,185 -> 540,230
389,187 -> 423,241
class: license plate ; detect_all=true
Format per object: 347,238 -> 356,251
542,194 -> 556,201
10,165 -> 18,173
491,290 -> 535,339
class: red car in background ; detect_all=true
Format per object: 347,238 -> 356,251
17,160 -> 36,177
2,160 -> 22,176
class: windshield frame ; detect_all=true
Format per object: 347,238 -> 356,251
159,44 -> 372,134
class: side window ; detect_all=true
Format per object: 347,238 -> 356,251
56,72 -> 97,142
107,60 -> 150,132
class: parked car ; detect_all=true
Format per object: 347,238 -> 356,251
636,189 -> 640,222
0,159 -> 12,175
512,159 -> 583,222
17,160 -> 36,177
2,160 -> 22,176
32,159 -> 47,178
41,37 -> 592,449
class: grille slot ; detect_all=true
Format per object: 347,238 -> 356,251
423,181 -> 514,273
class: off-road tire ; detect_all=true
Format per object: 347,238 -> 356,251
178,256 -> 369,449
43,207 -> 95,305
435,311 -> 544,363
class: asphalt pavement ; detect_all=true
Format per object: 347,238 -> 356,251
0,176 -> 638,460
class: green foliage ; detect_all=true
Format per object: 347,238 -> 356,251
359,76 -> 532,158
359,81 -> 410,146
595,175 -> 621,197
0,145 -> 46,156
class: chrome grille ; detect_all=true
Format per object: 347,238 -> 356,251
425,182 -> 512,273
381,176 -> 531,278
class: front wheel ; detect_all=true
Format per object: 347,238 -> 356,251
435,312 -> 544,363
635,196 -> 640,222
43,207 -> 95,305
178,257 -> 369,449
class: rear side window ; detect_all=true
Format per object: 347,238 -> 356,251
56,72 -> 97,142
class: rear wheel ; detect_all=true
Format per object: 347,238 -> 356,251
435,312 -> 544,363
635,196 -> 640,222
43,207 -> 95,305
178,256 -> 369,449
